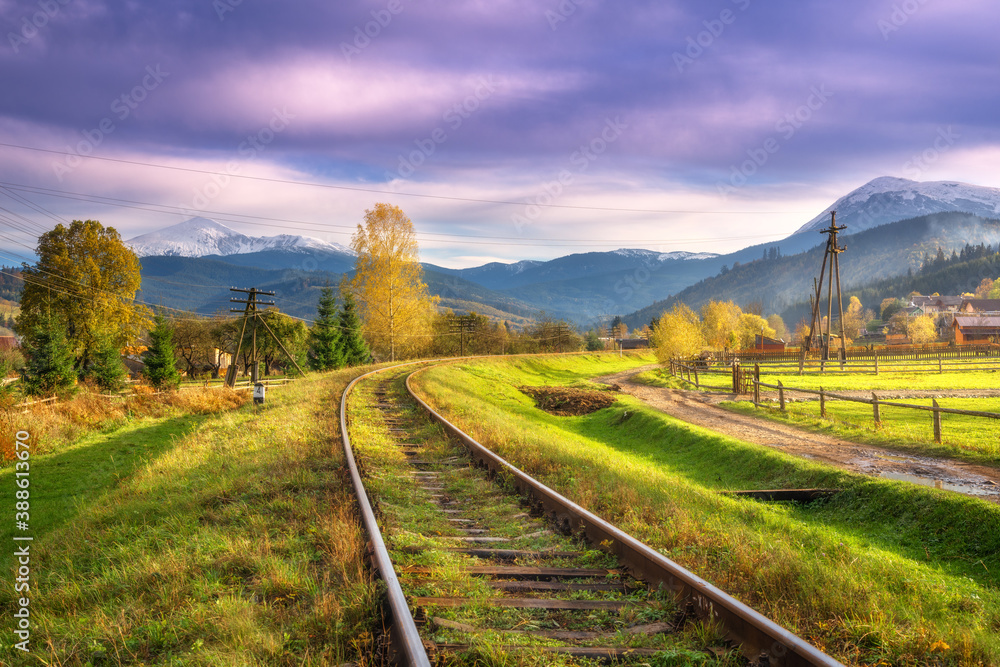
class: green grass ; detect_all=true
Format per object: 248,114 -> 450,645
722,397 -> 1000,467
0,370 -> 380,666
410,356 -> 1000,667
755,367 -> 1000,392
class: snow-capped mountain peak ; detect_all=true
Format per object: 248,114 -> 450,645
612,248 -> 719,261
126,217 -> 355,258
796,177 -> 1000,234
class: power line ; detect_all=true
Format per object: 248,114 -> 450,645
0,180 -> 792,248
0,141 -> 807,216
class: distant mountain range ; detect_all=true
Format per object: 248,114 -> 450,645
126,217 -> 355,258
795,177 -> 1000,234
129,176 -> 1000,327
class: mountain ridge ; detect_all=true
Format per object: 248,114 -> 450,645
126,217 -> 355,258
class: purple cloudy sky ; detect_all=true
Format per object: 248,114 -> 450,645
0,0 -> 997,267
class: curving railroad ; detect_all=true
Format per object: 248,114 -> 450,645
341,362 -> 845,666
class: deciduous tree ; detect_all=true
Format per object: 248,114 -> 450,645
735,313 -> 776,349
907,315 -> 938,345
651,303 -> 704,361
345,204 -> 437,361
18,220 -> 152,370
700,300 -> 741,349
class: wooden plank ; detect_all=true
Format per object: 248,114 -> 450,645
403,565 -> 614,578
414,597 -> 639,611
400,547 -> 583,559
430,617 -> 672,640
431,643 -> 669,658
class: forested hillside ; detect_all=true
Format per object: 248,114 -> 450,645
623,212 -> 1000,328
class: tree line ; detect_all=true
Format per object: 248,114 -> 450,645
8,208 -> 588,398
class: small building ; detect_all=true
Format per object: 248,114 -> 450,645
618,338 -> 650,350
885,333 -> 911,345
910,295 -> 963,314
753,335 -> 785,352
0,336 -> 19,351
959,298 -> 1000,314
953,316 -> 1000,345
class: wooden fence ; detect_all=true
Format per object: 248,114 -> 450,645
680,345 -> 1000,377
666,356 -> 1000,445
714,343 -> 998,366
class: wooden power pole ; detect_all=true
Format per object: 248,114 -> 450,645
225,287 -> 305,388
805,212 -> 847,360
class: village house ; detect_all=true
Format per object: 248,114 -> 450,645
959,298 -> 1000,314
952,316 -> 1000,345
753,334 -> 785,352
910,295 -> 963,314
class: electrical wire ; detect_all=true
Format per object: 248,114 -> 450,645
0,141 -> 810,216
0,181 -> 793,248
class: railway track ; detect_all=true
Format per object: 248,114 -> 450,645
341,363 -> 845,666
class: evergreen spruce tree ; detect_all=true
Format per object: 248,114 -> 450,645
86,332 -> 129,392
142,314 -> 181,390
307,286 -> 342,371
21,315 -> 77,396
338,292 -> 371,366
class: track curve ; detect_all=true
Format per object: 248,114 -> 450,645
341,360 -> 845,666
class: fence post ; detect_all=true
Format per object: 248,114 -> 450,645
778,380 -> 785,412
732,361 -> 738,393
872,392 -> 881,428
933,399 -> 942,444
874,354 -> 879,376
798,348 -> 804,375
693,367 -> 699,389
938,353 -> 943,374
820,386 -> 826,419
753,363 -> 760,406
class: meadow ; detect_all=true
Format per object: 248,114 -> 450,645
724,396 -> 1000,467
410,354 -> 1000,666
0,372 -> 377,666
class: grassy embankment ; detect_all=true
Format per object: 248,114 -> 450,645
757,367 -> 1000,393
724,397 -> 1000,468
0,371 -> 378,666
636,366 -> 1000,466
410,354 -> 1000,666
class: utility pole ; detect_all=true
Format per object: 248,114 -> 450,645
226,287 -> 305,388
449,314 -> 478,356
805,213 -> 847,359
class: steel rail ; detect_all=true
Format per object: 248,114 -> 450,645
405,368 -> 845,667
340,364 -> 432,667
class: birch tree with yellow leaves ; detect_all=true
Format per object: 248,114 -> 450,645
18,219 -> 152,372
345,203 -> 437,361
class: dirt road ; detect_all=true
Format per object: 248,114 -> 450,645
597,368 -> 1000,503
